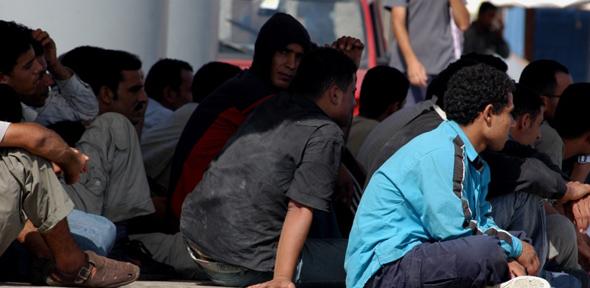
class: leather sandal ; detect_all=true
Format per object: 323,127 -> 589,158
46,250 -> 140,287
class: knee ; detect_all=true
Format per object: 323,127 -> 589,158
461,236 -> 508,269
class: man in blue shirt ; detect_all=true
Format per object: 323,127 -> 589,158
345,64 -> 542,288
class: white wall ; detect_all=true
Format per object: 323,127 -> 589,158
0,0 -> 219,73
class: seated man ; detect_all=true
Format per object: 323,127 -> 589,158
553,83 -> 590,271
356,53 -> 508,178
141,61 -> 241,199
0,20 -> 138,286
11,27 -> 115,257
181,47 -> 358,287
347,65 -> 408,157
483,85 -> 589,287
21,28 -> 98,125
142,58 -> 193,136
346,64 -> 545,288
59,46 -> 154,225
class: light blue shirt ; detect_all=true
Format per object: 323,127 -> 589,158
345,120 -> 522,288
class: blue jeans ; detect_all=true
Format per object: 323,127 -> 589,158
67,209 -> 116,256
187,238 -> 347,287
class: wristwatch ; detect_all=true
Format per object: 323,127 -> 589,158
578,154 -> 590,164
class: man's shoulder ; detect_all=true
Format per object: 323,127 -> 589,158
382,124 -> 456,170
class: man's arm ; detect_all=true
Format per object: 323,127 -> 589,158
32,29 -> 98,125
449,0 -> 469,31
1,122 -> 88,184
391,6 -> 427,87
249,200 -> 313,288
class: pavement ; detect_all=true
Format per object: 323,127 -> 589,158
0,281 -> 226,288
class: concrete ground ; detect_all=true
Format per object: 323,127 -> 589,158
0,281 -> 227,288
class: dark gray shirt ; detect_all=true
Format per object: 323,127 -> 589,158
180,93 -> 343,272
357,99 -> 440,172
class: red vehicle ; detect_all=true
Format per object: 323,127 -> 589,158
216,0 -> 389,112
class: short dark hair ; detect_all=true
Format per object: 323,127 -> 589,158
61,46 -> 141,99
519,59 -> 569,97
0,20 -> 34,74
145,58 -> 193,103
444,64 -> 514,125
358,66 -> 408,120
512,84 -> 544,119
553,83 -> 590,139
192,61 -> 241,103
426,53 -> 508,107
478,2 -> 498,17
289,47 -> 357,100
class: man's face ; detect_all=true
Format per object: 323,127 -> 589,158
333,75 -> 357,129
170,68 -> 193,110
543,72 -> 572,119
488,92 -> 515,151
0,47 -> 42,96
480,10 -> 497,29
270,43 -> 304,89
518,107 -> 545,146
110,70 -> 147,129
20,56 -> 54,107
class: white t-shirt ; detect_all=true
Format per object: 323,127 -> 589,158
0,121 -> 10,143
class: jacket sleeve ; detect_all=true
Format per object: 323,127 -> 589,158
406,148 -> 522,258
478,174 -> 523,258
34,74 -> 98,125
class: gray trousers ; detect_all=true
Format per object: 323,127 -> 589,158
63,113 -> 155,223
489,191 -> 547,268
0,149 -> 74,255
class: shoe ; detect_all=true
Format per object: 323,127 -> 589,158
110,238 -> 177,280
46,250 -> 139,287
499,276 -> 551,288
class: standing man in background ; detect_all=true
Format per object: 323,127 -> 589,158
386,0 -> 469,105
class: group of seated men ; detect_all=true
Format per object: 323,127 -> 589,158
2,9 -> 590,288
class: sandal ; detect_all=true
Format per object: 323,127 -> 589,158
47,250 -> 140,287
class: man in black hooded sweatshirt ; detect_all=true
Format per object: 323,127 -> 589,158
169,12 -> 362,220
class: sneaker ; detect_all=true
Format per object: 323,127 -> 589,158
499,276 -> 551,288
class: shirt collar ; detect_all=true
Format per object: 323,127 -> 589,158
446,120 -> 480,163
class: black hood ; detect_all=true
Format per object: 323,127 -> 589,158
250,12 -> 312,83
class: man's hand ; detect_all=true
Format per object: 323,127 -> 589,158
406,57 -> 427,87
330,36 -> 364,68
248,277 -> 295,288
570,195 -> 590,232
507,261 -> 527,278
562,181 -> 590,203
55,147 -> 89,184
31,29 -> 72,80
515,241 -> 540,276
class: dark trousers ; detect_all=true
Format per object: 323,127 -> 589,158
366,235 -> 510,288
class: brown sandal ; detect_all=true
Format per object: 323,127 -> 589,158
47,251 -> 140,287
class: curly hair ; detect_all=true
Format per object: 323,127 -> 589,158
444,64 -> 514,125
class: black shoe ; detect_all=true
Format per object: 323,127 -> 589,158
109,238 -> 177,280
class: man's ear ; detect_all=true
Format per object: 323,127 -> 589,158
520,113 -> 532,130
327,83 -> 342,106
98,86 -> 114,105
482,103 -> 495,126
0,72 -> 10,85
